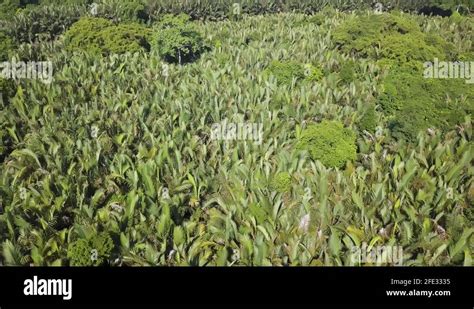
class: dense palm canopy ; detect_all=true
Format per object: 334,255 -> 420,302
0,0 -> 473,266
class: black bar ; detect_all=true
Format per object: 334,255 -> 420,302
0,267 -> 472,307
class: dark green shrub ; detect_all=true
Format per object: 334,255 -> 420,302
264,60 -> 305,85
359,104 -> 377,133
0,78 -> 16,105
99,23 -> 151,54
0,30 -> 15,61
153,14 -> 207,64
271,172 -> 292,193
64,17 -> 113,55
265,61 -> 324,86
335,12 -> 471,142
64,17 -> 152,56
297,120 -> 357,168
67,232 -> 114,266
333,13 -> 453,70
339,60 -> 358,83
379,68 -> 474,142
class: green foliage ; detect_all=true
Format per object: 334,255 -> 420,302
99,23 -> 151,54
0,78 -> 16,105
140,0 -> 473,22
264,60 -> 305,85
306,13 -> 326,26
93,0 -> 147,22
334,13 -> 453,70
271,172 -> 292,193
358,104 -> 377,133
450,10 -> 464,22
304,64 -> 324,82
4,4 -> 85,43
425,0 -> 473,11
0,30 -> 15,61
153,14 -> 207,64
67,232 -> 114,266
468,184 -> 474,206
375,0 -> 472,13
64,17 -> 113,54
297,121 -> 357,168
293,11 -> 328,27
338,60 -> 357,83
0,11 -> 472,267
0,0 -> 86,17
0,30 -> 16,108
0,0 -> 21,21
39,0 -> 90,5
379,67 -> 474,142
64,17 -> 152,56
335,12 -> 471,142
1,0 -> 473,25
144,0 -> 341,22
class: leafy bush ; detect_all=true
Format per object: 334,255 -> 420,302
264,61 -> 323,85
271,172 -> 292,193
264,60 -> 305,85
333,13 -> 454,70
153,14 -> 207,64
64,17 -> 152,56
379,68 -> 474,142
338,60 -> 358,83
64,17 -> 113,54
358,104 -> 377,133
99,23 -> 151,54
335,12 -> 471,142
0,30 -> 15,60
0,79 -> 16,106
67,232 -> 114,266
449,10 -> 464,22
297,121 -> 357,168
304,64 -> 324,82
